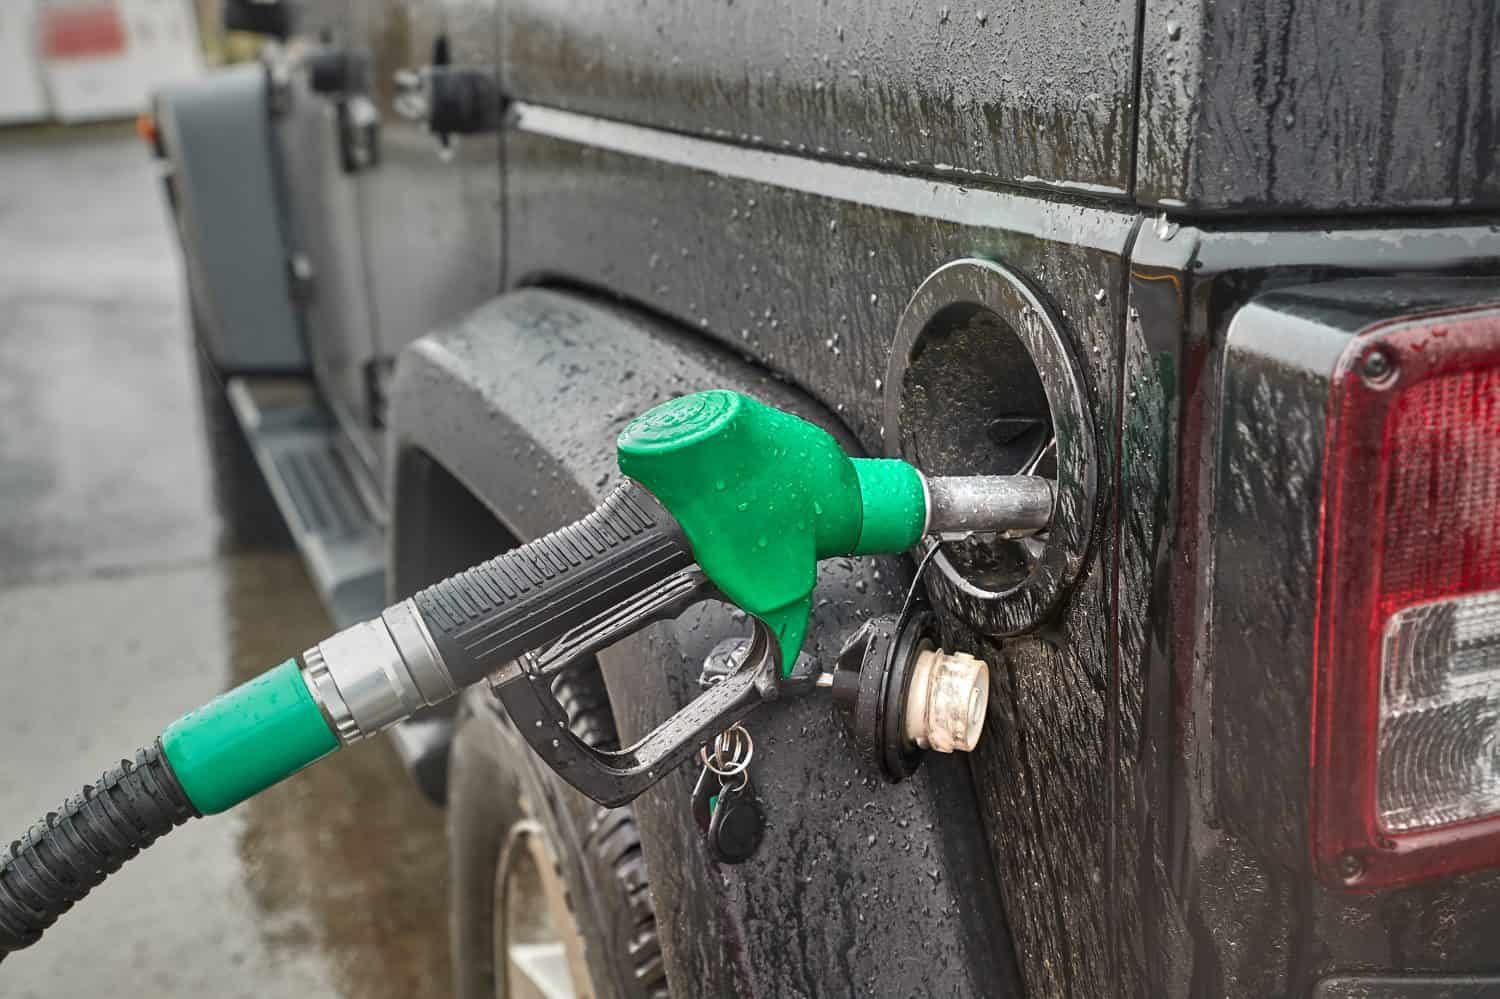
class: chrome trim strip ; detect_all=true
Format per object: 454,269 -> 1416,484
512,103 -> 1135,253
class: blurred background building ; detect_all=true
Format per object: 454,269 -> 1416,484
0,0 -> 212,125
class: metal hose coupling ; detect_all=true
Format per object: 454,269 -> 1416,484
301,599 -> 457,745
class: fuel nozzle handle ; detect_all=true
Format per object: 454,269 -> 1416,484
306,482 -> 696,746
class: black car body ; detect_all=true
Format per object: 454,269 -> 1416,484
154,1 -> 1500,995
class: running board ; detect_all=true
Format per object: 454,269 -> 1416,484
226,376 -> 385,627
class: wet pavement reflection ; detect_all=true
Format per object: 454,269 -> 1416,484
0,127 -> 450,997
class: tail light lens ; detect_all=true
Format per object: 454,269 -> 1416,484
1379,591 -> 1500,831
1312,302 -> 1500,890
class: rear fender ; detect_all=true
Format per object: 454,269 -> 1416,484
388,287 -> 1022,997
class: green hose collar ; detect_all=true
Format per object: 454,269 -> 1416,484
849,458 -> 927,555
161,659 -> 339,815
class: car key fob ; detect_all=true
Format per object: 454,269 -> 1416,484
706,777 -> 765,865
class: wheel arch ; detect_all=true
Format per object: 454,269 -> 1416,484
386,287 -> 1022,997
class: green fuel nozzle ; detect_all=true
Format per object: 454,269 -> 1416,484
618,390 -> 928,672
619,390 -> 1053,670
0,390 -> 1053,959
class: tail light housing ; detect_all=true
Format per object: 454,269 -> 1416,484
1312,302 -> 1500,889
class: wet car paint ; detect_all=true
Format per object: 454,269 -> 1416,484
1136,0 -> 1500,213
388,287 -> 1026,996
1120,230 -> 1500,998
0,127 -> 448,998
491,88 -> 1500,999
120,0 -> 1500,990
498,0 -> 1138,197
498,112 -> 1134,996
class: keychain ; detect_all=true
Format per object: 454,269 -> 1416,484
691,723 -> 765,864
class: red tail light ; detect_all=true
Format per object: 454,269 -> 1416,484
1312,302 -> 1500,889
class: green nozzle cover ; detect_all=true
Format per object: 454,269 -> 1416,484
850,457 -> 928,555
617,390 -> 925,670
161,659 -> 338,815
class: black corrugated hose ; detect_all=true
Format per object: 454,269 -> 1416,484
0,740 -> 196,961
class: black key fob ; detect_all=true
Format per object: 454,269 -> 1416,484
707,782 -> 765,865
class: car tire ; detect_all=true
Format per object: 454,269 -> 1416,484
448,661 -> 670,999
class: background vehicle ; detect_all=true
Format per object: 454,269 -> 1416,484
154,1 -> 1500,996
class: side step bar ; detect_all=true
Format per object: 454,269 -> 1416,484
226,376 -> 384,625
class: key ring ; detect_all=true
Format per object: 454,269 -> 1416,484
700,723 -> 754,781
702,723 -> 752,776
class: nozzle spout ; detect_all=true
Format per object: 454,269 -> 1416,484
925,474 -> 1054,538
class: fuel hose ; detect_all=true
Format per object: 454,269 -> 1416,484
0,663 -> 327,958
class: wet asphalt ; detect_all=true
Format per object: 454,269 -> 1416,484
0,126 -> 450,997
